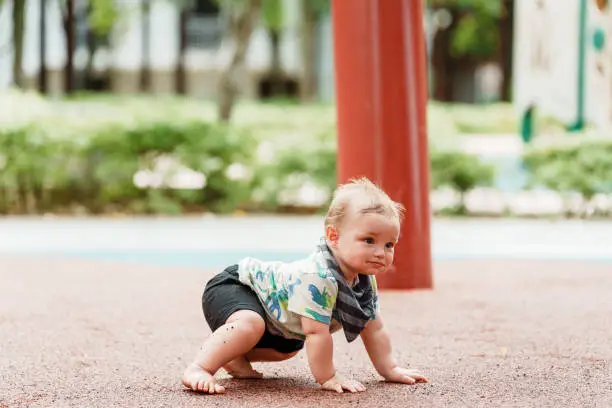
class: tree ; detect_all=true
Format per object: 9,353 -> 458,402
499,0 -> 514,101
260,0 -> 284,97
140,0 -> 151,92
217,0 -> 262,122
259,0 -> 328,101
174,0 -> 200,95
427,0 -> 506,102
58,0 -> 75,93
39,0 -> 47,93
11,0 -> 26,88
176,7 -> 190,94
57,0 -> 120,93
85,0 -> 119,91
299,0 -> 328,102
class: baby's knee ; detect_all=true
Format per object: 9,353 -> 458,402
226,310 -> 266,337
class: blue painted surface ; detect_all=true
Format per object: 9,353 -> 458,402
483,154 -> 530,192
3,218 -> 612,266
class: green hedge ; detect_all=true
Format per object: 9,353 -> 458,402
523,139 -> 612,216
0,123 -> 255,214
4,119 -> 611,217
430,150 -> 496,214
0,121 -> 499,215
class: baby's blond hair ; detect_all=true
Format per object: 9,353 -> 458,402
324,177 -> 405,229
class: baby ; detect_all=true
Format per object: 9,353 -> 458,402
182,177 -> 427,394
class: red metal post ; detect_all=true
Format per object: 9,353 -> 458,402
332,0 -> 433,289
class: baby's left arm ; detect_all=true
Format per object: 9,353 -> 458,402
360,315 -> 428,384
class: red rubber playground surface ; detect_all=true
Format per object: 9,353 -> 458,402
1,256 -> 610,407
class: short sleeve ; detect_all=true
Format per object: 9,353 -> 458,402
287,272 -> 338,325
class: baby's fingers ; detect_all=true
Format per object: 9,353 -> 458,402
398,374 -> 416,385
399,368 -> 428,383
411,373 -> 428,383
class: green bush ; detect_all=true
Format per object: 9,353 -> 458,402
0,127 -> 83,213
0,122 -> 256,215
249,131 -> 337,212
523,140 -> 612,216
250,137 -> 497,215
430,150 -> 496,214
87,121 -> 256,214
0,116 -> 502,216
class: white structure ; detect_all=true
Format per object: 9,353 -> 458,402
0,0 -> 328,99
513,0 -> 612,135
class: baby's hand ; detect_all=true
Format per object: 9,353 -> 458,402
321,372 -> 366,393
384,366 -> 428,385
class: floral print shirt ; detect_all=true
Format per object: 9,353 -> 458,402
237,250 -> 346,340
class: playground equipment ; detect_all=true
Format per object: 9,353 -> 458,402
332,0 -> 433,290
514,0 -> 612,142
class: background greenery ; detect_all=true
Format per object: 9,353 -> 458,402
1,93 -> 610,217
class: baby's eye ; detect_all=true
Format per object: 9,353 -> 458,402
385,242 -> 395,249
364,237 -> 375,244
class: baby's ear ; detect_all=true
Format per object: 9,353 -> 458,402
325,225 -> 339,246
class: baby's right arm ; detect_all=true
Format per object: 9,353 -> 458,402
300,316 -> 366,393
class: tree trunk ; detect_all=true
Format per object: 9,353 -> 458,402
499,0 -> 514,101
12,0 -> 26,88
432,8 -> 459,102
63,0 -> 75,94
268,28 -> 284,97
299,0 -> 318,102
431,11 -> 453,101
175,9 -> 188,94
217,0 -> 262,122
140,0 -> 151,92
39,0 -> 47,93
84,3 -> 97,91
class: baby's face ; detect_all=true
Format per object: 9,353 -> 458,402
331,210 -> 400,277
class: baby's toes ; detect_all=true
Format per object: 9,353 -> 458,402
207,380 -> 225,394
197,379 -> 209,393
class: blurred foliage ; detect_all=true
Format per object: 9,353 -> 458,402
261,0 -> 329,29
87,0 -> 119,37
261,0 -> 283,31
249,129 -> 336,212
523,140 -> 612,217
427,0 -> 505,58
3,94 -> 610,218
0,120 -> 497,216
0,122 -> 255,215
430,150 -> 496,214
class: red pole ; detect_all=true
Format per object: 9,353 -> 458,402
332,0 -> 433,290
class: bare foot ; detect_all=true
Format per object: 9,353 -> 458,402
223,356 -> 264,379
182,363 -> 226,394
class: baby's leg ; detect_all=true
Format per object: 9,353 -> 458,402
223,348 -> 298,378
182,310 -> 266,394
223,356 -> 263,379
246,348 -> 299,362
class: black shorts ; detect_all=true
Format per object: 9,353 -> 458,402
202,264 -> 304,354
